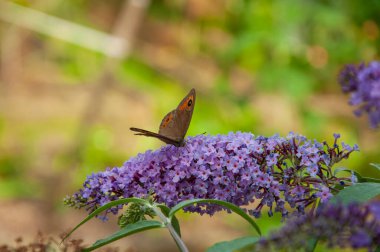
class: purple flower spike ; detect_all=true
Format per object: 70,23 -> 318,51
258,201 -> 380,251
66,132 -> 358,219
339,61 -> 380,128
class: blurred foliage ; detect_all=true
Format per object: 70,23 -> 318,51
0,0 -> 379,249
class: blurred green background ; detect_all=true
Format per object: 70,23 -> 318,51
0,0 -> 379,251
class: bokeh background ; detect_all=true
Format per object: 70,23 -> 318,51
0,0 -> 379,251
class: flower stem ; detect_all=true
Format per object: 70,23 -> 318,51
151,204 -> 189,252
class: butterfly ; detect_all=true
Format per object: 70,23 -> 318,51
130,88 -> 196,147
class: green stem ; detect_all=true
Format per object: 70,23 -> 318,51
151,204 -> 189,252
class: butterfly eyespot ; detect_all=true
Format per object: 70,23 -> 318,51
187,99 -> 193,107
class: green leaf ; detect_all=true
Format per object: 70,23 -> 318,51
370,163 -> 380,172
333,168 -> 362,179
361,177 -> 380,183
157,204 -> 181,237
330,182 -> 380,205
206,236 -> 259,252
332,168 -> 380,183
83,220 -> 163,251
305,238 -> 318,252
168,199 -> 261,236
62,197 -> 148,242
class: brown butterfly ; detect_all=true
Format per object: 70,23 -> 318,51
130,88 -> 196,147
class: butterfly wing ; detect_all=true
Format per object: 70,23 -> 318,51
158,88 -> 196,143
129,127 -> 181,146
130,88 -> 196,147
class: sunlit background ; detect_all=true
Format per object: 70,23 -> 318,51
0,0 -> 379,251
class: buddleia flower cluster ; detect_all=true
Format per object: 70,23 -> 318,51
257,201 -> 380,251
65,132 -> 358,220
339,61 -> 380,128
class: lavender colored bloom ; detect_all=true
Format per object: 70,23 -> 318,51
339,61 -> 380,128
258,201 -> 380,251
65,132 -> 358,219
315,185 -> 332,203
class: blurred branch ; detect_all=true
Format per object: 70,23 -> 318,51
72,0 -> 150,164
0,0 -> 150,166
0,1 -> 130,58
0,0 -> 64,89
